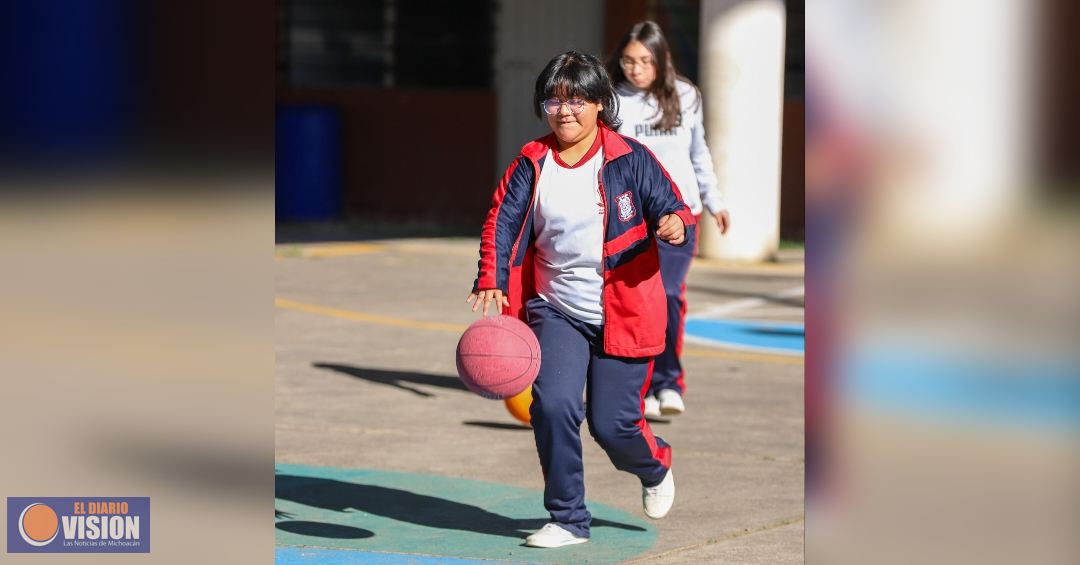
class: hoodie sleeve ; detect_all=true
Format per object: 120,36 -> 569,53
473,156 -> 534,293
688,97 -> 725,215
635,143 -> 697,245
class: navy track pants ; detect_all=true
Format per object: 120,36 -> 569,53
526,297 -> 672,538
653,224 -> 697,395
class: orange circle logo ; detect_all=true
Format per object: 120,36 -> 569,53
19,503 -> 59,546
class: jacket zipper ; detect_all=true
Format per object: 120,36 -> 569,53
597,163 -> 609,342
507,157 -> 542,275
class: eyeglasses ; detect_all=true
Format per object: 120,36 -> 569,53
541,98 -> 588,116
619,57 -> 655,70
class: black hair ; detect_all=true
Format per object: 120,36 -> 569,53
606,21 -> 701,132
533,50 -> 621,130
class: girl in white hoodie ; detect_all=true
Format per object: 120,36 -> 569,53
607,21 -> 731,418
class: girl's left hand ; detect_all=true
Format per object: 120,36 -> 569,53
714,210 -> 731,235
657,214 -> 686,245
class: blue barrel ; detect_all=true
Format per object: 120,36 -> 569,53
276,105 -> 343,221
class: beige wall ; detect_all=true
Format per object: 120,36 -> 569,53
494,0 -> 605,175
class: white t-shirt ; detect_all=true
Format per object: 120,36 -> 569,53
615,80 -> 724,215
532,146 -> 606,325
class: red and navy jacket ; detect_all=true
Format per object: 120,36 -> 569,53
473,124 -> 697,358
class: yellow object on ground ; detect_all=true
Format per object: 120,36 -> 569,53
504,387 -> 533,426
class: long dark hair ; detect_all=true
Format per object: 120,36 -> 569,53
606,21 -> 701,132
534,50 -> 621,130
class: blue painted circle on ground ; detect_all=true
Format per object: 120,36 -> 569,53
275,463 -> 655,564
276,546 -> 538,564
685,318 -> 804,354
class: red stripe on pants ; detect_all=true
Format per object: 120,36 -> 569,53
636,359 -> 672,469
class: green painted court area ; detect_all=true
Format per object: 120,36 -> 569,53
275,463 -> 656,564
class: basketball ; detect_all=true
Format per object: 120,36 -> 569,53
455,315 -> 541,399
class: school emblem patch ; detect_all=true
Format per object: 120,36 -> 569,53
615,191 -> 636,222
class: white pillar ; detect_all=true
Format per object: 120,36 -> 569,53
698,0 -> 787,262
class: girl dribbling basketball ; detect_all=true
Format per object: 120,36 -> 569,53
466,50 -> 694,548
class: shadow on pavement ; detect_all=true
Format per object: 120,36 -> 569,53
313,362 -> 467,397
276,520 -> 375,539
463,421 -> 532,431
275,220 -> 475,244
275,474 -> 646,540
747,326 -> 805,337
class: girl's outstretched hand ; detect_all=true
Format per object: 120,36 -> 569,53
466,288 -> 509,316
656,214 -> 686,245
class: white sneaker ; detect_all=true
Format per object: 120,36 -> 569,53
657,389 -> 685,416
642,469 -> 675,519
524,523 -> 589,548
643,394 -> 661,419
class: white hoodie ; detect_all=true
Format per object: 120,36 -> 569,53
614,80 -> 724,216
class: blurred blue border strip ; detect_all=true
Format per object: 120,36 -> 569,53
842,348 -> 1080,434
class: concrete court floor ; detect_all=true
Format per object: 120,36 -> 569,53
275,237 -> 804,564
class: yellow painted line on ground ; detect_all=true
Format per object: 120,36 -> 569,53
275,297 -> 468,333
385,241 -> 480,257
277,297 -> 802,366
275,242 -> 384,259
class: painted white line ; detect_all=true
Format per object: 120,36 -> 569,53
693,285 -> 804,318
